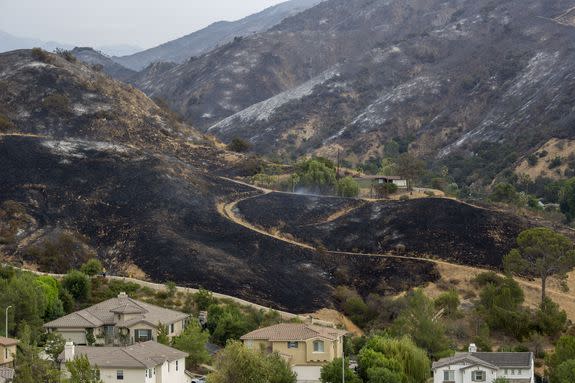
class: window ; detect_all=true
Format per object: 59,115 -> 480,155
4,348 -> 7,359
176,360 -> 179,371
170,323 -> 175,333
135,329 -> 152,342
148,369 -> 152,378
443,370 -> 455,381
287,341 -> 298,349
116,370 -> 124,380
313,340 -> 325,353
518,369 -> 522,374
511,370 -> 515,375
504,369 -> 508,374
472,371 -> 486,381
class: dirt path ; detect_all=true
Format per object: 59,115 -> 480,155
217,177 -> 575,304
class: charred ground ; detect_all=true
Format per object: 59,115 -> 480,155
235,193 -> 529,267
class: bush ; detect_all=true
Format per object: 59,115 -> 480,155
549,156 -> 562,169
399,195 -> 409,201
0,114 -> 14,131
490,183 -> 519,203
535,298 -> 567,337
374,183 -> 398,197
527,154 -> 538,167
434,290 -> 460,318
80,259 -> 103,277
31,47 -> 51,62
55,48 -> 77,63
336,177 -> 359,198
227,137 -> 251,153
42,94 -> 70,114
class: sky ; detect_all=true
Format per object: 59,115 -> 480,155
0,0 -> 287,49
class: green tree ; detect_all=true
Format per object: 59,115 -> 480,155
156,323 -> 170,345
207,340 -> 295,383
61,270 -> 91,302
504,227 -> 575,303
535,298 -> 567,337
80,259 -> 103,277
374,183 -> 398,198
35,275 -> 64,321
490,183 -> 519,203
434,290 -> 460,318
554,359 -> 575,383
13,333 -> 60,383
560,178 -> 575,221
165,281 -> 177,297
357,336 -> 431,383
172,321 -> 210,369
296,158 -> 337,194
390,290 -> 451,358
379,158 -> 398,176
0,272 -> 48,340
207,304 -> 254,346
320,358 -> 361,383
194,288 -> 216,311
65,354 -> 102,383
43,331 -> 66,361
396,153 -> 425,190
548,336 -> 575,383
336,177 -> 360,198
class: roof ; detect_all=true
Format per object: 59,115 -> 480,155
44,292 -> 188,329
0,367 -> 14,380
357,175 -> 404,180
432,352 -> 533,370
0,337 -> 19,346
240,323 -> 347,342
58,341 -> 187,369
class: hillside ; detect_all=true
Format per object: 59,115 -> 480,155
133,0 -> 575,188
113,0 -> 323,71
0,49 -> 439,312
70,47 -> 137,82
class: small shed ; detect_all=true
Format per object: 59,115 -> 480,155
355,175 -> 408,198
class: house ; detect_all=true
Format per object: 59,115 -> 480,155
0,367 -> 14,383
432,344 -> 534,383
0,338 -> 18,367
59,341 -> 188,383
241,323 -> 347,383
44,292 -> 189,346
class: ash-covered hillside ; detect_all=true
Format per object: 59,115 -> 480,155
113,0 -> 323,71
135,0 -> 575,186
0,49 -> 438,312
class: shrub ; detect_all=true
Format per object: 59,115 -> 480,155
31,47 -> 50,62
434,290 -> 460,318
55,48 -> 77,63
399,195 -> 409,201
227,137 -> 251,153
0,114 -> 14,131
549,156 -> 562,169
61,270 -> 91,302
80,259 -> 103,277
336,177 -> 360,198
42,94 -> 70,114
527,154 -> 538,167
374,183 -> 398,197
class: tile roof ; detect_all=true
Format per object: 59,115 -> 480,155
432,352 -> 533,370
58,341 -> 187,369
240,323 -> 347,342
0,367 -> 14,380
44,293 -> 188,329
0,337 -> 18,346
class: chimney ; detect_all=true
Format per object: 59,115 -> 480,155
118,292 -> 128,299
468,343 -> 477,353
64,342 -> 75,361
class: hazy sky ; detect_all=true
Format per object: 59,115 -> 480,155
0,0 -> 286,49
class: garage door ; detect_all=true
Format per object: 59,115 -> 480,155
59,331 -> 87,345
292,366 -> 321,383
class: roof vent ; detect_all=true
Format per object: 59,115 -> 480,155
118,292 -> 128,299
469,343 -> 477,353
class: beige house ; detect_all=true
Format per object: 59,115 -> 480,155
241,323 -> 347,383
0,338 -> 18,367
44,292 -> 189,346
59,341 -> 188,383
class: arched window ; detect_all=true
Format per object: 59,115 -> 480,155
313,340 -> 325,353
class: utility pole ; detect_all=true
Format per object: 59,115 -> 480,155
5,305 -> 12,338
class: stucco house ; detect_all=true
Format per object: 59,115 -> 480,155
241,323 -> 347,383
59,341 -> 188,383
44,292 -> 189,346
432,344 -> 534,383
0,338 -> 18,367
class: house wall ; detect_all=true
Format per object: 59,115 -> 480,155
157,358 -> 187,383
434,364 -> 533,383
95,367 -> 152,383
498,365 -> 534,382
272,341 -> 308,365
55,329 -> 87,345
304,338 -> 337,363
0,344 -> 16,366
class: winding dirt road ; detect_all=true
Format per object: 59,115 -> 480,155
217,177 -> 575,304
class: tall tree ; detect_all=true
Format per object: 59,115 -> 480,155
172,321 -> 210,369
320,358 -> 361,383
395,153 -> 425,190
504,227 -> 575,303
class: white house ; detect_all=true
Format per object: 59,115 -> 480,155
432,344 -> 534,383
44,292 -> 189,346
59,341 -> 189,383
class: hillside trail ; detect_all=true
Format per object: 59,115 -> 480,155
217,176 -> 575,302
